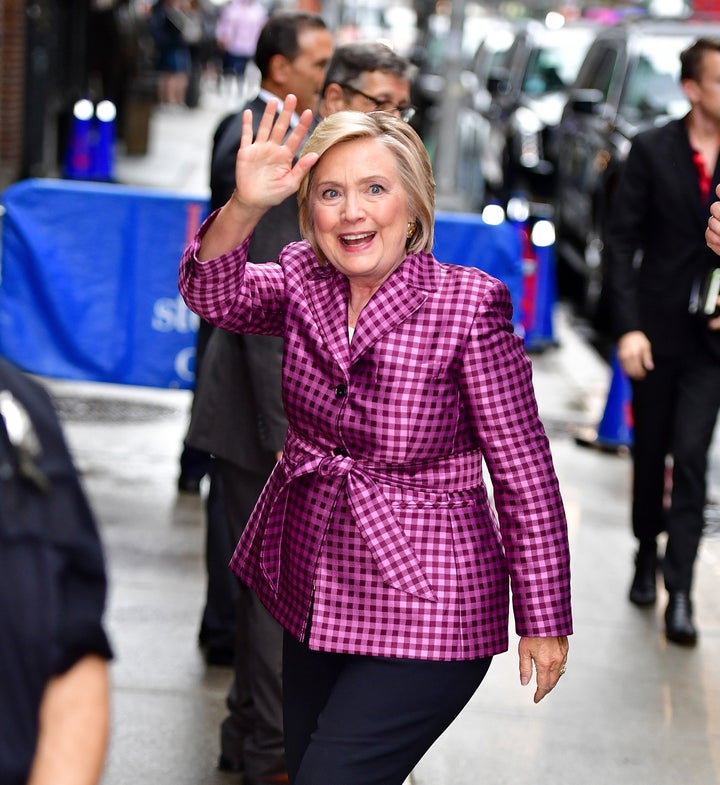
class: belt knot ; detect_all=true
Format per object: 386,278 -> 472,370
317,451 -> 354,478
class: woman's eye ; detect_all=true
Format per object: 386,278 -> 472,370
322,188 -> 339,199
369,184 -> 384,195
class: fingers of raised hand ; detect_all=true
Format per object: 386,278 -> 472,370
254,97 -> 283,143
285,109 -> 315,153
263,95 -> 299,145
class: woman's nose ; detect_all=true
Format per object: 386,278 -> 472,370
342,193 -> 365,221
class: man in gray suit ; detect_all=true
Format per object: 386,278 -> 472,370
187,10 -> 333,784
188,28 -> 416,783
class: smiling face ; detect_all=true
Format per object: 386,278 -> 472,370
310,137 -> 412,294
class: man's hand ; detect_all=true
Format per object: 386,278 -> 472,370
706,183 -> 720,256
617,331 -> 653,380
709,296 -> 720,331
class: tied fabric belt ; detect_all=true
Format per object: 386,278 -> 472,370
258,431 -> 485,601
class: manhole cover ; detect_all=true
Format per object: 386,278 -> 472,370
51,395 -> 181,423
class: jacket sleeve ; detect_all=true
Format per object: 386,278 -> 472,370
178,216 -> 287,335
458,278 -> 572,638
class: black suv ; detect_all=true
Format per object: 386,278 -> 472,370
554,15 -> 720,316
475,18 -> 598,206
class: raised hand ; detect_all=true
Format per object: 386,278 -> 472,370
232,94 -> 319,213
198,94 -> 319,261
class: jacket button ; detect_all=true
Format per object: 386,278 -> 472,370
334,383 -> 347,398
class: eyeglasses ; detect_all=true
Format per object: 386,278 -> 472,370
337,83 -> 416,123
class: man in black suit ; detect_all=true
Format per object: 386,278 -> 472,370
187,10 -> 333,784
605,37 -> 720,647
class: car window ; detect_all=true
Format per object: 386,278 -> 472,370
619,35 -> 692,122
472,28 -> 514,85
522,41 -> 589,96
583,47 -> 617,101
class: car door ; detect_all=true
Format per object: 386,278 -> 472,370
557,38 -> 623,271
482,30 -> 529,196
470,26 -> 515,191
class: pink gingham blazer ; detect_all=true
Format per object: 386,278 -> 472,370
179,220 -> 573,660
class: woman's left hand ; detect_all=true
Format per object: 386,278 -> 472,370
518,635 -> 569,704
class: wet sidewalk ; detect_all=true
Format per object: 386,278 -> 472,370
45,80 -> 720,784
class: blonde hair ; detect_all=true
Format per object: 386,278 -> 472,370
298,111 -> 435,262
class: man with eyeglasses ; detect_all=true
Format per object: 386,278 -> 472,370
187,11 -> 333,784
318,41 -> 417,123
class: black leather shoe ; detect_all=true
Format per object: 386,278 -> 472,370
201,644 -> 234,667
629,547 -> 658,606
177,473 -> 203,494
665,592 -> 698,646
217,754 -> 244,773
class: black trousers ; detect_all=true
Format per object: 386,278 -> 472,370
283,632 -> 492,785
198,462 -> 237,652
216,459 -> 286,779
631,348 -> 720,594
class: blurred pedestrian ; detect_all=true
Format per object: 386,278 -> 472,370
180,97 -> 572,785
0,357 -> 113,785
183,0 -> 207,108
185,11 -> 333,783
605,37 -> 720,646
150,0 -> 192,106
215,0 -> 268,97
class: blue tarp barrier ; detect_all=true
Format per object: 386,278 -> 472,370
433,210 -> 522,327
0,179 -> 207,388
0,180 -> 522,389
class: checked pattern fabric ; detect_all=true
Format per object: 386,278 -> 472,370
179,219 -> 572,660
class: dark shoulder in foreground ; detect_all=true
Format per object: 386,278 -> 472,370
0,357 -> 61,439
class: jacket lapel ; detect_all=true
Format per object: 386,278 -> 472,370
349,254 -> 436,362
304,252 -> 440,370
305,265 -> 353,371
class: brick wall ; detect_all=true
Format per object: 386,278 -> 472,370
0,0 -> 26,190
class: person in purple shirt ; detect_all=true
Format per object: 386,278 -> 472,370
179,96 -> 572,785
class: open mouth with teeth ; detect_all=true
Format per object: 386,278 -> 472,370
340,232 -> 375,247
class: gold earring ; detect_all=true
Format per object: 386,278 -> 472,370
407,222 -> 416,239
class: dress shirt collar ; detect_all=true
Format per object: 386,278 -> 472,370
258,89 -> 300,128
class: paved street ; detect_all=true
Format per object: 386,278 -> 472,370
43,80 -> 720,784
